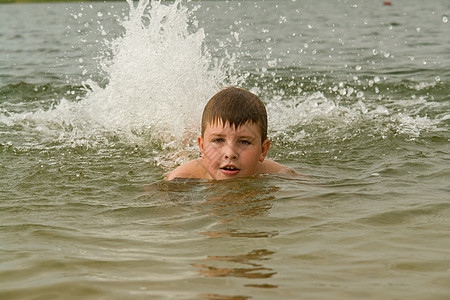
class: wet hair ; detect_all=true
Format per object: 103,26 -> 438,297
201,87 -> 268,143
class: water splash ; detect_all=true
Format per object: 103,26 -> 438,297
77,0 -> 228,146
1,0 -> 447,167
3,0 -> 237,166
261,80 -> 444,148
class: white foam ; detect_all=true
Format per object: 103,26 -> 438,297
265,88 -> 443,145
1,0 -> 445,166
78,0 -> 227,146
5,0 -> 236,165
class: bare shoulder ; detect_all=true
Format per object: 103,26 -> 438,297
165,158 -> 207,180
260,159 -> 299,175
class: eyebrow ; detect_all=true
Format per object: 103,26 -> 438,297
209,133 -> 256,140
237,135 -> 256,140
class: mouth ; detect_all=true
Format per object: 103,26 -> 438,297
220,165 -> 240,175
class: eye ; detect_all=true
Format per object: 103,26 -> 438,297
239,139 -> 252,145
212,138 -> 224,143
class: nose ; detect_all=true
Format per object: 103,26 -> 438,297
224,144 -> 238,160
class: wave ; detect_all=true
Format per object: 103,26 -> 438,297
0,0 -> 448,169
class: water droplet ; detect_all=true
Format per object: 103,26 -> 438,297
443,16 -> 448,23
355,65 -> 362,71
358,100 -> 367,113
268,59 -> 277,67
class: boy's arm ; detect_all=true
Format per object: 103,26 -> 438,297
262,159 -> 301,176
165,158 -> 206,180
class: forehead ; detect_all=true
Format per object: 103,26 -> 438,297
205,119 -> 261,137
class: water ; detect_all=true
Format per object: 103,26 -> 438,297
1,0 -> 449,299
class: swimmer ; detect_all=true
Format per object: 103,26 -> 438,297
166,87 -> 296,180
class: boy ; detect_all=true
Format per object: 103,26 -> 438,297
166,87 -> 293,180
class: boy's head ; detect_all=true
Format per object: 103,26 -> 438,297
197,87 -> 270,180
201,87 -> 268,143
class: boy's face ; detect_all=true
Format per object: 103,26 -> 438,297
198,119 -> 270,180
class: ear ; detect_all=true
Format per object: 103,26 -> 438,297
198,135 -> 205,158
259,138 -> 270,162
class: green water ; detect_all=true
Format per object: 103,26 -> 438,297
1,0 -> 449,299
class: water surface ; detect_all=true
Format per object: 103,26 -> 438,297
1,0 -> 449,299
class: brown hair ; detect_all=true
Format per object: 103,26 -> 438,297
201,87 -> 268,143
